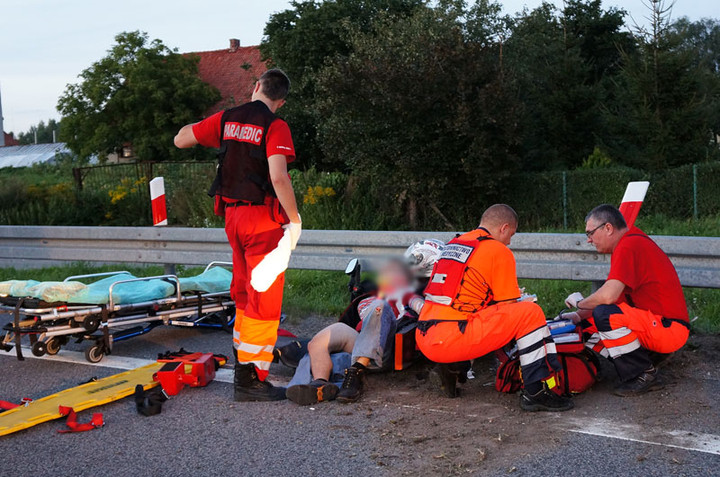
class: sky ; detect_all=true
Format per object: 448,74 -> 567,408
0,0 -> 717,134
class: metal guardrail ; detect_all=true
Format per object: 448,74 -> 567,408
0,226 -> 718,288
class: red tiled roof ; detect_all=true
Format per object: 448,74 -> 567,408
185,44 -> 267,117
3,132 -> 19,147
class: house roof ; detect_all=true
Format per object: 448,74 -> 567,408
0,142 -> 71,168
3,132 -> 19,147
186,42 -> 267,116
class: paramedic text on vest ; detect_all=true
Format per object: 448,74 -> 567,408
416,204 -> 574,412
174,69 -> 301,402
563,204 -> 689,397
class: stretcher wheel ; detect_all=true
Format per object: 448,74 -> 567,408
85,345 -> 104,364
31,341 -> 47,357
83,316 -> 100,333
45,337 -> 61,355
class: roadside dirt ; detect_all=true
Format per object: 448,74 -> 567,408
282,316 -> 720,475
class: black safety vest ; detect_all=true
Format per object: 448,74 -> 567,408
208,101 -> 277,203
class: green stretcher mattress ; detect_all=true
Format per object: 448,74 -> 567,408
0,267 -> 232,305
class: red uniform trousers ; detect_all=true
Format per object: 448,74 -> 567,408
225,204 -> 285,381
416,301 -> 561,385
583,303 -> 689,381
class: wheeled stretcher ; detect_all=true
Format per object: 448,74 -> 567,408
0,262 -> 236,363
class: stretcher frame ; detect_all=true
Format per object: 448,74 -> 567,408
0,262 -> 235,363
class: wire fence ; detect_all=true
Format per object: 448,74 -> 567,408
508,162 -> 720,230
70,160 -> 720,230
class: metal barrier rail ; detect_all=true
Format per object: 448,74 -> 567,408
0,226 -> 718,288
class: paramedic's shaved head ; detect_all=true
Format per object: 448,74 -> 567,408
480,204 -> 518,246
481,204 -> 518,228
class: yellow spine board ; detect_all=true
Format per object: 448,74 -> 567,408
0,362 -> 163,436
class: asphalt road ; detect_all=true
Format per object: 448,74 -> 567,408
1,317 -> 719,476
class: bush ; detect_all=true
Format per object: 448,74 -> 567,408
1,161 -> 719,233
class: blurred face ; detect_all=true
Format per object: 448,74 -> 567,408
585,217 -> 617,253
377,261 -> 411,296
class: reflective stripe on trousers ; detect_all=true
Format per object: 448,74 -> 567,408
516,324 -> 561,385
233,310 -> 280,381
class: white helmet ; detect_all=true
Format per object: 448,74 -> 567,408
404,239 -> 445,278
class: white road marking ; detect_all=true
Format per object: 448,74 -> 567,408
3,348 -> 719,455
556,416 -> 720,456
0,347 -> 235,384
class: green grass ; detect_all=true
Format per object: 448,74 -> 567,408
1,264 -> 718,333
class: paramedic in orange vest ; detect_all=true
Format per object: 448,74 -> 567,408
562,204 -> 689,396
416,204 -> 573,412
174,69 -> 300,401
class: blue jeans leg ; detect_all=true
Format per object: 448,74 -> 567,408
351,299 -> 397,370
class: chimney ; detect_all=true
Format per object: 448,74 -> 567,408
229,38 -> 240,52
0,86 -> 5,147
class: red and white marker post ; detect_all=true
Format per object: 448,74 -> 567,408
149,177 -> 167,226
618,181 -> 649,228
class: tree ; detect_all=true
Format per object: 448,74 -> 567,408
57,31 -> 220,162
16,119 -> 61,145
504,0 -> 631,171
260,0 -> 424,169
604,1 -> 719,168
316,3 -> 521,228
672,17 -> 720,147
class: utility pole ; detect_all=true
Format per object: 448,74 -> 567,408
0,85 -> 5,147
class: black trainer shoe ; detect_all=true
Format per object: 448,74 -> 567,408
336,366 -> 365,403
429,364 -> 461,398
520,385 -> 574,412
234,363 -> 286,402
286,379 -> 339,406
613,368 -> 664,397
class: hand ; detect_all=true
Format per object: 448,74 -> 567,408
283,218 -> 302,250
559,311 -> 583,324
564,292 -> 584,309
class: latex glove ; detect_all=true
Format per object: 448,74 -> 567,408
564,292 -> 584,309
251,229 -> 292,292
559,311 -> 583,324
284,219 -> 302,251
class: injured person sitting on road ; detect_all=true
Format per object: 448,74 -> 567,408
285,240 -> 444,406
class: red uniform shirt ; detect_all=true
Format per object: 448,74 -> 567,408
192,111 -> 296,162
608,227 -> 688,320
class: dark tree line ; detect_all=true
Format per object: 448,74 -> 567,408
260,0 -> 720,223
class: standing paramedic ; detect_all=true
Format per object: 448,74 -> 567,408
416,204 -> 573,412
174,69 -> 301,401
563,204 -> 689,396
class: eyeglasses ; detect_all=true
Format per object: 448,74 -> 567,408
585,222 -> 607,238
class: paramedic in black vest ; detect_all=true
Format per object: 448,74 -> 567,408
174,69 -> 301,401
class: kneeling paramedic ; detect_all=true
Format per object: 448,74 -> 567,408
416,204 -> 573,412
562,204 -> 689,396
174,69 -> 301,401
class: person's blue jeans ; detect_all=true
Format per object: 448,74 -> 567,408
289,299 -> 397,386
352,299 -> 397,370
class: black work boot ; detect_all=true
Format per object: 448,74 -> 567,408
337,364 -> 365,403
613,367 -> 664,397
429,362 -> 470,398
234,363 -> 286,402
273,340 -> 308,369
286,379 -> 339,406
520,383 -> 574,412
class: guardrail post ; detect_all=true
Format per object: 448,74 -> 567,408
692,164 -> 698,220
164,264 -> 177,276
590,280 -> 604,293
